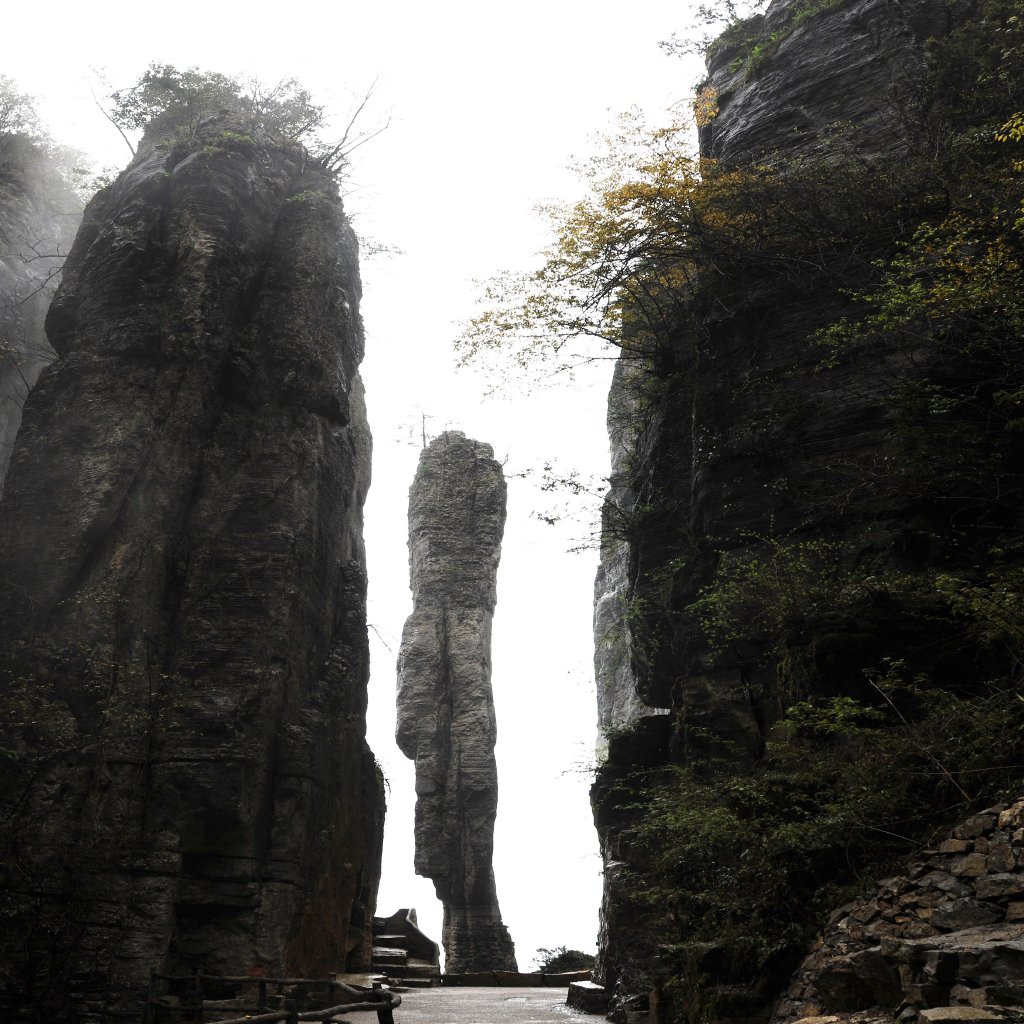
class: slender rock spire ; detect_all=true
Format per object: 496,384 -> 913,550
396,430 -> 518,973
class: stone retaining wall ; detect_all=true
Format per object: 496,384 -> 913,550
776,799 -> 1024,1022
440,970 -> 591,988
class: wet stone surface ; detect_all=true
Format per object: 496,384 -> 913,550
394,987 -> 587,1024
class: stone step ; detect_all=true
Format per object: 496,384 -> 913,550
567,980 -> 610,1015
332,973 -> 386,989
373,934 -> 408,948
382,962 -> 440,980
370,948 -> 408,966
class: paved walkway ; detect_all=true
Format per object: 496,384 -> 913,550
393,987 -> 587,1024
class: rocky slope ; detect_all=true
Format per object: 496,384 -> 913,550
0,136 -> 81,491
776,800 -> 1024,1022
396,431 -> 518,973
0,115 -> 383,1021
591,0 -> 1022,1020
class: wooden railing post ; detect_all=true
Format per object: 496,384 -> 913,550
194,969 -> 204,1024
135,972 -> 397,1024
372,982 -> 395,1024
144,969 -> 159,1024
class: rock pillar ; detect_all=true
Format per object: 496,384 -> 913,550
0,115 -> 383,1021
396,430 -> 518,973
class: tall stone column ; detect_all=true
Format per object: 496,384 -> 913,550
0,114 -> 383,1020
396,431 -> 518,973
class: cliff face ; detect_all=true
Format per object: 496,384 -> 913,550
0,137 -> 81,490
0,115 -> 383,1021
591,0 -> 1022,1021
396,431 -> 518,973
594,357 -> 671,738
698,0 -> 961,164
775,798 -> 1024,1023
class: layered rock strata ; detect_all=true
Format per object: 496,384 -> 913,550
591,0 -> 997,1019
396,431 -> 517,973
776,799 -> 1024,1023
699,0 -> 964,165
593,356 -> 671,738
0,115 -> 383,1021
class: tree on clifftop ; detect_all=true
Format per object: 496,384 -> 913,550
0,76 -> 42,164
101,63 -> 387,178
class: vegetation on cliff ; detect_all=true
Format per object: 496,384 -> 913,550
101,63 -> 385,177
464,0 -> 1024,1019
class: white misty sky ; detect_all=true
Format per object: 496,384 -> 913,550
3,0 -> 704,969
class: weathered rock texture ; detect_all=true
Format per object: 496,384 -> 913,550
0,136 -> 81,490
593,357 -> 671,738
699,0 -> 964,165
590,0 -> 1017,1021
396,431 -> 517,973
775,800 -> 1024,1023
0,115 -> 383,1021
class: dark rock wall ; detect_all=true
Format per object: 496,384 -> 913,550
699,0 -> 963,165
0,116 -> 383,1021
396,431 -> 518,973
0,137 -> 81,490
591,0 -> 998,1019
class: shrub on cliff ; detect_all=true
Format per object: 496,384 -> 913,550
463,1 -> 1024,1020
616,675 -> 1024,1022
457,110 -> 916,383
103,64 -> 385,177
459,0 -> 1022,383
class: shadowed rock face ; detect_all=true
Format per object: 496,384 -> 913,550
0,115 -> 383,1021
591,0 -> 980,1016
594,356 -> 672,738
396,431 -> 517,973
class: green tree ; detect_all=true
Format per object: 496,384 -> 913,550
101,64 -> 385,178
456,102 -> 944,386
532,946 -> 596,973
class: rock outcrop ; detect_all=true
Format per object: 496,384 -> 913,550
776,800 -> 1024,1023
699,0 -> 962,165
0,115 -> 383,1021
594,356 -> 671,738
0,136 -> 81,490
590,0 -> 1019,1020
396,431 -> 517,973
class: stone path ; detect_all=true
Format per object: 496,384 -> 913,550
393,987 -> 587,1024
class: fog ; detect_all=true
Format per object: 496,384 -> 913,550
1,0 -> 704,968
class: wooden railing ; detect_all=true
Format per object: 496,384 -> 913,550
143,973 -> 401,1024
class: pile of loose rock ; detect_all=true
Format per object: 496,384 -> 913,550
774,799 -> 1024,1024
